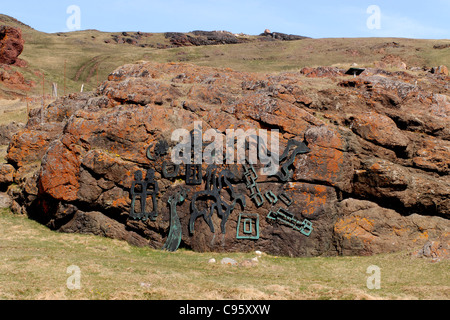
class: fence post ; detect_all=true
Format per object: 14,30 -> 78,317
41,75 -> 45,124
52,83 -> 58,97
64,59 -> 67,96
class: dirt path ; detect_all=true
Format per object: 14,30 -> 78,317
74,55 -> 103,82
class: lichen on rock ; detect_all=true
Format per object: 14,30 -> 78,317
2,61 -> 449,257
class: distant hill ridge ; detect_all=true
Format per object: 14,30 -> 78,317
164,29 -> 309,47
0,14 -> 34,31
0,14 -> 448,100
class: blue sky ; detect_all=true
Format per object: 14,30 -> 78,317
1,0 -> 449,39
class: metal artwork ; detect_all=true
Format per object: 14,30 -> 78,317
130,169 -> 159,221
265,191 -> 278,205
243,164 -> 264,207
162,161 -> 180,179
271,139 -> 311,182
154,139 -> 169,157
236,213 -> 260,240
162,189 -> 187,252
279,192 -> 293,207
186,164 -> 203,185
267,207 -> 313,237
190,165 -> 246,235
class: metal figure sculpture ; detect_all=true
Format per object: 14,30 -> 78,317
190,165 -> 246,235
130,169 -> 159,221
130,170 -> 145,220
271,139 -> 311,182
162,189 -> 187,252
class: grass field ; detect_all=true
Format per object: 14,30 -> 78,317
0,98 -> 28,125
0,208 -> 448,300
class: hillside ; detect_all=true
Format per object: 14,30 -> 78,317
0,14 -> 449,100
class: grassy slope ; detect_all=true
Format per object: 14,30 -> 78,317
0,208 -> 448,300
1,14 -> 449,99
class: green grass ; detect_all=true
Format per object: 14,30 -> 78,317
0,99 -> 28,125
0,208 -> 448,300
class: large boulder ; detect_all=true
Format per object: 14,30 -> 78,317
335,199 -> 448,256
0,26 -> 25,66
2,61 -> 449,257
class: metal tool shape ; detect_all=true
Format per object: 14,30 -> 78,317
162,189 -> 187,252
267,207 -> 313,237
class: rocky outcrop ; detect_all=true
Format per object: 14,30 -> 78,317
374,55 -> 407,70
0,192 -> 12,208
165,30 -> 308,47
106,32 -> 153,47
59,210 -> 149,247
300,67 -> 345,78
0,121 -> 25,145
0,164 -> 15,189
260,30 -> 308,41
0,63 -> 34,94
0,26 -> 32,94
414,233 -> 449,261
2,61 -> 449,257
431,65 -> 449,76
0,26 -> 25,66
433,44 -> 450,50
165,31 -> 243,47
335,199 -> 448,256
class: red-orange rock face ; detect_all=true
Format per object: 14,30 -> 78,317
0,163 -> 15,186
3,62 -> 449,257
0,26 -> 24,66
